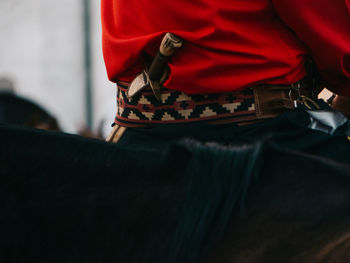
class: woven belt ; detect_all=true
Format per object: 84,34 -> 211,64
114,80 -> 311,127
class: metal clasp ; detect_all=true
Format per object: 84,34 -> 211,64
289,81 -> 320,110
289,82 -> 301,108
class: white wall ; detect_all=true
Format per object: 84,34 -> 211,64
0,0 -> 115,134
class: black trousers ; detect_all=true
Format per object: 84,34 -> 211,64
117,109 -> 350,164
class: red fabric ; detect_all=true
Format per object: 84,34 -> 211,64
102,0 -> 350,96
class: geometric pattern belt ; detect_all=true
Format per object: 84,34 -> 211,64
115,81 -> 258,127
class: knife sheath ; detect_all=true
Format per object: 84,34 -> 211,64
127,33 -> 183,100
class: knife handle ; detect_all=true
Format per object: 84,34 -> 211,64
160,33 -> 183,57
148,33 -> 183,81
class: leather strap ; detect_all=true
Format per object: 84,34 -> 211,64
253,86 -> 294,119
106,125 -> 127,144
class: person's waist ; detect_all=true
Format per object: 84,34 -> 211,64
114,77 -> 317,127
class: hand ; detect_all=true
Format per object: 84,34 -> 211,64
332,95 -> 350,118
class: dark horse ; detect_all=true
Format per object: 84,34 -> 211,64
1,110 -> 350,263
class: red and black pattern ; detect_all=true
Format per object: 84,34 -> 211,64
115,82 -> 257,127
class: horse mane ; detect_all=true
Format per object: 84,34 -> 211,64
169,140 -> 263,263
114,139 -> 264,263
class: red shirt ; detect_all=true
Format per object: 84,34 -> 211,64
102,0 -> 350,97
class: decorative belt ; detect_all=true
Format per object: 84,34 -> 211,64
114,79 -> 314,127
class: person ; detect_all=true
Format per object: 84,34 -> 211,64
332,95 -> 350,118
101,0 -> 350,143
0,77 -> 60,131
99,4 -> 350,261
0,92 -> 60,131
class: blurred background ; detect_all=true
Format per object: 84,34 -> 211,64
0,0 -> 115,136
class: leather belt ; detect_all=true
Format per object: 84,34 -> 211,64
253,78 -> 314,119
